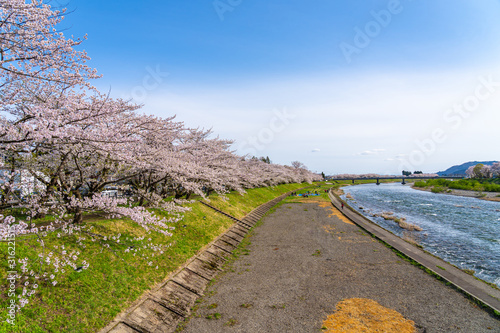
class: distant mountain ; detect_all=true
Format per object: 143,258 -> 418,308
437,161 -> 498,176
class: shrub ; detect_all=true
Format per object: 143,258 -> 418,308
431,186 -> 446,193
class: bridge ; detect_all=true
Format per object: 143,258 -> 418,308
327,176 -> 464,185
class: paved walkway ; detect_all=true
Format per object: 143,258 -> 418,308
180,202 -> 500,332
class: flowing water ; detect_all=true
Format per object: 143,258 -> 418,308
341,183 -> 500,287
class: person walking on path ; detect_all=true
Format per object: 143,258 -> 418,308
341,202 -> 344,209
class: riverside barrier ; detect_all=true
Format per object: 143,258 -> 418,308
328,189 -> 500,314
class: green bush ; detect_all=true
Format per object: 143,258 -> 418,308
431,186 -> 446,193
484,183 -> 500,192
424,179 -> 500,193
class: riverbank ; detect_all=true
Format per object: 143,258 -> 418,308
411,185 -> 500,202
180,197 -> 500,332
338,181 -> 500,202
341,183 -> 500,290
0,182 -> 310,333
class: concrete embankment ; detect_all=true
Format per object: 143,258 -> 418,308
329,190 -> 500,315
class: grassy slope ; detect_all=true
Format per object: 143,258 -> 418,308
0,182 -> 310,333
204,182 -> 310,219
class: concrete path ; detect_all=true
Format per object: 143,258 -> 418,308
180,202 -> 500,332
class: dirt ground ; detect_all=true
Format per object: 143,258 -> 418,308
179,202 -> 500,333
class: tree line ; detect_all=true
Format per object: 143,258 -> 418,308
465,163 -> 500,179
0,0 -> 320,237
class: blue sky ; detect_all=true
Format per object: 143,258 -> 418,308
61,0 -> 500,174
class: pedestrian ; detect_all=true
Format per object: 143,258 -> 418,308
341,202 -> 344,209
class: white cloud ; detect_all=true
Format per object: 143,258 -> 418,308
359,150 -> 376,156
124,66 -> 500,174
357,148 -> 386,156
312,148 -> 321,153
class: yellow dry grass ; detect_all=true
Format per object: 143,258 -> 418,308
323,298 -> 415,333
289,198 -> 355,225
327,205 -> 355,225
322,225 -> 335,233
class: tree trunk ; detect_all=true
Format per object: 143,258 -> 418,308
72,208 -> 83,224
71,190 -> 84,224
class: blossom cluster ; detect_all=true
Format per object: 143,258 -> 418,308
0,0 -> 321,312
0,0 -> 320,236
330,173 -> 439,179
466,162 -> 500,179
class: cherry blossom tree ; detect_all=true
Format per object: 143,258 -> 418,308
0,0 -> 321,313
408,173 -> 438,178
466,163 -> 498,179
491,162 -> 500,178
1,0 -> 99,146
0,2 -> 184,310
465,165 -> 475,178
481,165 -> 492,179
329,173 -> 382,179
291,161 -> 307,170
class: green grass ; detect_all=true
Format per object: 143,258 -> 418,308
204,182 -> 309,219
0,182 -> 312,333
224,318 -> 238,326
312,250 -> 322,256
205,312 -> 221,320
281,182 -> 336,204
177,202 -> 269,331
414,178 -> 500,193
431,186 -> 447,193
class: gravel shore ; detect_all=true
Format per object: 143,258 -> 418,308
411,185 -> 500,202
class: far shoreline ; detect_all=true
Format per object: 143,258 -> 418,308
335,181 -> 500,202
410,184 -> 500,202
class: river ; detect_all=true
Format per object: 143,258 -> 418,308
341,183 -> 500,287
